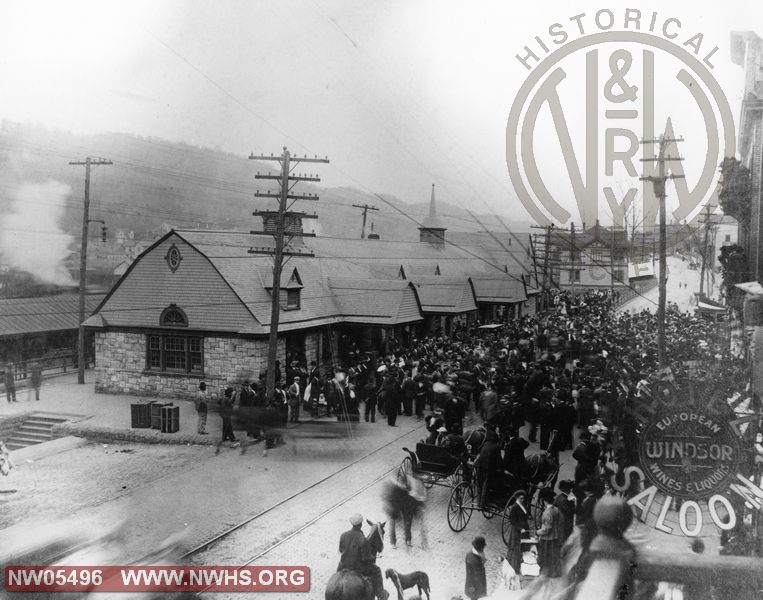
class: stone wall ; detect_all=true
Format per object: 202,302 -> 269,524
94,331 -> 286,400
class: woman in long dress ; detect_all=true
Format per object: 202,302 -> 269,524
536,487 -> 563,577
505,490 -> 529,574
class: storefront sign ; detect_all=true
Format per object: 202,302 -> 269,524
638,409 -> 740,499
618,386 -> 762,537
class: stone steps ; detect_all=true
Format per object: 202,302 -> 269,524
5,413 -> 72,451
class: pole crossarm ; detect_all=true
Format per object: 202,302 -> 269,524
250,146 -> 329,397
352,203 -> 379,239
254,192 -> 319,201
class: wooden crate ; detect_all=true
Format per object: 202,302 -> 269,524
150,401 -> 173,429
130,403 -> 151,429
161,405 -> 180,434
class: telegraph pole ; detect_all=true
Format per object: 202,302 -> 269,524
570,222 -> 576,296
699,205 -> 714,297
249,148 -> 329,397
70,157 -> 112,384
640,135 -> 684,368
610,225 -> 616,296
352,203 -> 379,239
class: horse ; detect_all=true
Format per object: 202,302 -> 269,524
524,451 -> 559,496
462,427 -> 487,459
325,520 -> 386,600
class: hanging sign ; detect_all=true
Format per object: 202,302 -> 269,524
617,382 -> 761,537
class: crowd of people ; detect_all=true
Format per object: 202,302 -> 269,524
327,286 -> 757,599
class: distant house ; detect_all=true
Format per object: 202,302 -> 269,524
543,221 -> 630,292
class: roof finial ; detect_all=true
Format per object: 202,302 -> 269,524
429,183 -> 437,219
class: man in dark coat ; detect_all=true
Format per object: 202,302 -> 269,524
219,387 -> 237,443
381,379 -> 398,427
443,395 -> 465,435
573,430 -> 600,483
413,378 -> 428,419
464,536 -> 487,600
401,371 -> 416,416
337,514 -> 388,600
554,480 -> 576,542
503,427 -> 529,480
475,430 -> 501,508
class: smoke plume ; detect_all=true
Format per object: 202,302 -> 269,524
0,181 -> 76,286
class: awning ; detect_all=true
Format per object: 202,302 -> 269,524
734,281 -> 763,295
478,324 -> 502,330
697,301 -> 726,312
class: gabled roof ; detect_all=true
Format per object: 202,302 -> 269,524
470,276 -> 528,303
0,293 -> 104,338
328,278 -> 422,325
548,223 -> 629,251
410,276 -> 477,314
86,226 -> 533,335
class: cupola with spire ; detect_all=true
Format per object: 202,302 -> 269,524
418,184 -> 447,246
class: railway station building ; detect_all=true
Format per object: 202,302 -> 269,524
84,196 -> 535,400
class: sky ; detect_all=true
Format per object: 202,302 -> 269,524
0,0 -> 761,230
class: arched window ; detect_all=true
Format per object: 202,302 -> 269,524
160,304 -> 188,327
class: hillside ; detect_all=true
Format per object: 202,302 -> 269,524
0,121 -> 531,243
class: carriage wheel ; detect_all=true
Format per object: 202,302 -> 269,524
398,456 -> 413,481
501,499 -> 513,545
448,463 -> 463,487
447,482 -> 474,532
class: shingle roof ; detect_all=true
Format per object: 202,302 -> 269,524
87,227 -> 532,335
0,293 -> 105,338
470,276 -> 527,303
327,278 -> 422,325
410,277 -> 477,313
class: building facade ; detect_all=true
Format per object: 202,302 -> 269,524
731,31 -> 763,280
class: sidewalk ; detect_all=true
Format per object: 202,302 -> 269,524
1,370 -> 250,446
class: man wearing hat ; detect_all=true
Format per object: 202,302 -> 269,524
219,386 -> 237,444
554,480 -> 576,542
287,376 -> 301,423
337,514 -> 388,600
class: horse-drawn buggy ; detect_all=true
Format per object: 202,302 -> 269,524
398,425 -> 489,490
398,441 -> 466,489
446,442 -> 559,545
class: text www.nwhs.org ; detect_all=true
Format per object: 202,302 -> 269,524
4,566 -> 310,592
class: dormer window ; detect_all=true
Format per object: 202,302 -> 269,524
280,268 -> 303,311
286,289 -> 301,309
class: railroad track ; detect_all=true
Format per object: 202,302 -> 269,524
181,424 -> 419,562
179,420 -> 447,598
